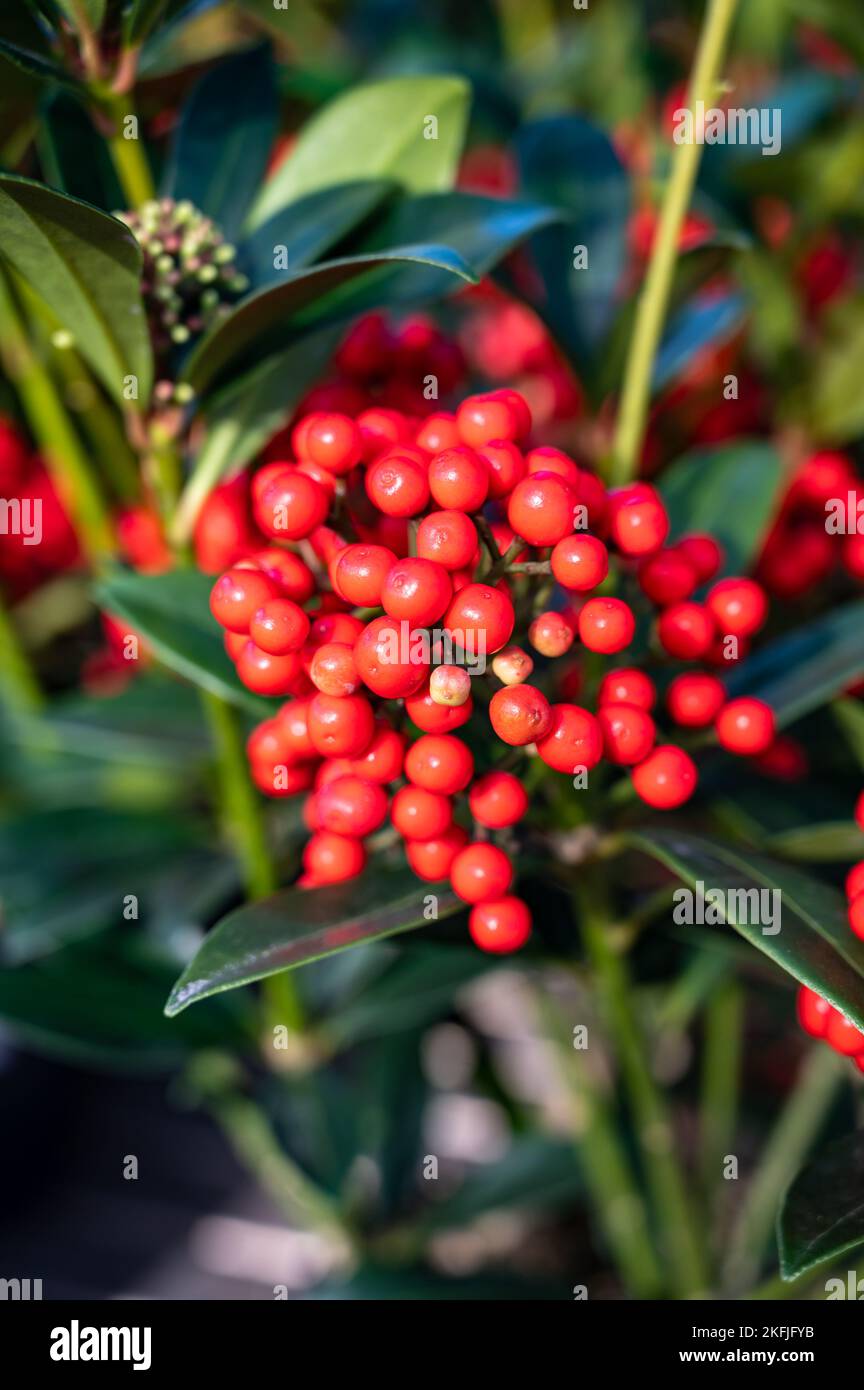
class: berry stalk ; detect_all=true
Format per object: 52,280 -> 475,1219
608,0 -> 740,486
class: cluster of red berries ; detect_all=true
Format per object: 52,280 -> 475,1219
204,382 -> 782,955
0,418 -> 80,598
758,449 -> 863,600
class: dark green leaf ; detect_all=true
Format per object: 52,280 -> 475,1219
240,181 -> 396,285
248,76 -> 470,230
0,174 -> 152,405
726,600 -> 864,727
55,0 -> 105,27
0,38 -> 84,89
359,191 -> 562,277
324,945 -> 485,1049
622,829 -> 864,1028
659,440 -> 784,577
778,1130 -> 864,1279
767,824 -> 864,863
165,867 -> 462,1015
833,697 -> 864,771
418,1137 -> 583,1234
180,246 -> 475,394
654,291 -> 746,390
95,566 -> 271,715
37,90 -> 123,211
163,43 -> 278,240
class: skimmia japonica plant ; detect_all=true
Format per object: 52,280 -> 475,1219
2,0 -> 864,1303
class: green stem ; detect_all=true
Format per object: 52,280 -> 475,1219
50,343 -> 141,503
0,598 -> 43,715
608,0 -> 740,485
722,1046 -> 844,1291
0,271 -> 114,563
100,92 -> 155,208
170,418 -> 239,547
699,980 -> 742,1208
536,990 -> 664,1298
576,868 -> 710,1297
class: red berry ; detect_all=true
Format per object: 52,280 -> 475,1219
856,792 -> 864,831
428,446 -> 489,511
638,549 -> 698,606
210,567 -> 280,633
666,672 -> 726,727
307,692 -> 375,757
536,703 -> 603,773
797,985 -> 831,1039
405,682 -> 474,733
247,717 -> 289,766
255,469 -> 329,540
235,641 -> 303,696
253,548 -> 316,604
716,697 -> 775,755
415,412 -> 461,454
308,611 -> 364,649
302,832 -> 366,884
365,452 -> 430,517
529,610 -> 575,657
356,406 -> 411,460
525,446 -> 581,488
252,760 -> 316,797
249,597 -> 310,655
354,614 -> 429,698
676,533 -> 724,583
846,861 -> 864,900
416,510 -> 478,571
849,892 -> 864,941
315,774 -> 388,837
825,1008 -> 864,1056
350,723 -> 405,784
444,583 -> 515,657
450,842 -> 513,903
391,785 -> 453,839
381,557 -> 452,624
578,597 -> 635,654
309,641 -> 360,696
406,826 -> 468,881
457,391 -> 526,447
657,602 -> 715,660
706,577 -> 768,638
469,771 -> 528,828
610,490 -> 669,556
598,667 -> 656,710
334,543 -> 397,607
507,473 -> 577,547
275,698 -> 316,761
478,440 -> 526,499
405,733 -> 474,795
489,684 -> 552,746
598,702 -> 655,765
632,745 -> 697,808
469,896 -> 532,953
551,534 -> 608,591
293,411 -> 362,475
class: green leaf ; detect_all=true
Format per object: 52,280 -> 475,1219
165,867 -> 462,1015
834,698 -> 864,771
359,191 -> 562,277
123,0 -> 187,46
55,0 -> 105,28
0,930 -> 252,1072
163,43 -> 277,240
324,945 -> 487,1049
180,246 -> 475,394
659,440 -> 784,577
247,76 -> 470,230
0,37 -> 85,89
0,806 -> 210,962
0,174 -> 152,405
804,295 -> 864,445
622,829 -> 864,1029
726,599 -> 864,727
95,566 -> 272,716
37,90 -> 123,210
418,1137 -> 583,1234
767,823 -> 864,863
778,1131 -> 864,1279
240,180 -> 396,285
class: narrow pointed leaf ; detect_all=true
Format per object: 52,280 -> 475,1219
240,180 -> 395,285
778,1131 -> 864,1279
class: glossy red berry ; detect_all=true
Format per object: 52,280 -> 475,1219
598,702 -> 655,765
578,597 -> 635,654
551,535 -> 608,591
632,745 -> 697,809
444,583 -> 515,657
507,473 -> 577,547
856,792 -> 864,831
457,391 -> 526,447
469,771 -> 529,828
848,892 -> 864,941
416,510 -> 478,571
676,533 -> 724,583
826,1008 -> 864,1056
478,440 -> 526,499
249,597 -> 310,655
381,557 -> 452,624
598,667 -> 655,710
716,698 -> 775,755
846,861 -> 864,900
415,412 -> 461,454
406,682 -> 474,733
489,683 -> 552,746
315,775 -> 388,837
657,602 -> 715,660
469,896 -> 532,953
405,733 -> 474,795
253,548 -> 316,604
365,453 -> 430,517
609,490 -> 669,556
536,703 -> 603,773
293,411 -> 362,475
666,672 -> 726,727
210,567 -> 281,633
235,642 -> 303,696
428,446 -> 489,511
302,832 -> 366,884
307,692 -> 375,758
391,785 -> 453,839
797,985 -> 831,1039
450,842 -> 514,903
706,577 -> 768,638
255,469 -> 329,540
309,641 -> 360,697
350,722 -> 405,784
638,550 -> 698,606
334,543 -> 397,607
406,826 -> 469,881
354,615 -> 429,698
